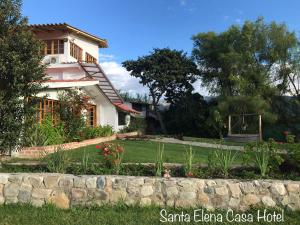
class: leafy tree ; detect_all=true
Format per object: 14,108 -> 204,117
118,91 -> 150,104
192,17 -> 298,117
0,0 -> 46,154
122,48 -> 199,133
164,93 -> 212,137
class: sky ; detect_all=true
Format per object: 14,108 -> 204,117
22,0 -> 300,96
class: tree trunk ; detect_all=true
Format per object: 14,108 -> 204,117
154,105 -> 167,134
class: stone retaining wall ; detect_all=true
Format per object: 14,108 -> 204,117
13,131 -> 138,159
0,173 -> 299,211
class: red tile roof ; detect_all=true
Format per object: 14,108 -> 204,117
113,103 -> 140,114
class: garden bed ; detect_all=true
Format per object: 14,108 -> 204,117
0,161 -> 299,181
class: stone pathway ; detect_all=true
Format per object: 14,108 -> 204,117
150,137 -> 244,151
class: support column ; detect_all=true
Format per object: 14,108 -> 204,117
259,114 -> 262,142
228,115 -> 232,135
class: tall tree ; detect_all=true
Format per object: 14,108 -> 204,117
192,17 -> 298,116
122,48 -> 199,134
0,0 -> 46,154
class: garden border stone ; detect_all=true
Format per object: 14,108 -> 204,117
0,173 -> 299,211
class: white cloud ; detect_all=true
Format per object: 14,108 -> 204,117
235,18 -> 242,24
192,79 -> 209,96
101,61 -> 210,97
101,61 -> 149,95
99,53 -> 115,61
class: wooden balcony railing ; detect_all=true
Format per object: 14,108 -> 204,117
85,52 -> 97,63
70,42 -> 83,61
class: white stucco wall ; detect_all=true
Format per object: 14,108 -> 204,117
38,85 -> 122,132
34,30 -> 99,64
68,34 -> 99,62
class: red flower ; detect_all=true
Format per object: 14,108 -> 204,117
187,171 -> 193,177
283,131 -> 289,136
96,145 -> 101,149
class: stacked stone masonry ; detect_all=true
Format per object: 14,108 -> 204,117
0,173 -> 299,211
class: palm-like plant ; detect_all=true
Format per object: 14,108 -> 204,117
214,148 -> 237,178
155,143 -> 164,176
184,146 -> 194,177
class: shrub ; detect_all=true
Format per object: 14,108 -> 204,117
184,146 -> 194,177
118,117 -> 146,133
39,117 -> 65,145
100,125 -> 114,137
252,143 -> 270,177
82,125 -> 114,140
213,149 -> 237,178
56,90 -> 89,142
23,116 -> 65,146
155,143 -> 164,176
45,146 -> 70,173
96,143 -> 124,175
81,148 -> 90,174
286,134 -> 296,143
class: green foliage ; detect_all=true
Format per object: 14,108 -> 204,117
184,146 -> 194,177
82,125 -> 114,139
245,139 -> 284,177
123,48 -> 199,133
263,96 -> 300,141
56,89 -> 89,142
118,117 -> 146,133
192,17 -> 298,119
164,93 -> 214,137
81,148 -> 90,174
213,148 -> 237,178
0,0 -> 46,154
97,143 -> 124,175
286,134 -> 295,143
39,117 -> 65,145
119,91 -> 150,104
155,143 -> 164,176
208,109 -> 225,139
253,143 -> 270,177
22,123 -> 48,147
22,116 -> 65,147
45,146 -> 70,173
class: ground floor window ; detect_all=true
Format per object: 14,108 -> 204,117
31,98 -> 97,127
86,104 -> 97,127
118,111 -> 126,125
31,98 -> 59,124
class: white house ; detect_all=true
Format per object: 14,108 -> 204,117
30,23 -> 139,131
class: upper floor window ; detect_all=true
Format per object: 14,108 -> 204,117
86,52 -> 97,63
70,42 -> 83,61
43,39 -> 64,55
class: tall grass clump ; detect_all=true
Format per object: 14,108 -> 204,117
184,146 -> 194,177
155,143 -> 164,176
214,145 -> 237,178
46,146 -> 70,173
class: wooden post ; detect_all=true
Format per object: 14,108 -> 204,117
258,114 -> 262,142
228,115 -> 232,135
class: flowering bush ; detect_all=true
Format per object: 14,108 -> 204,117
96,143 -> 124,174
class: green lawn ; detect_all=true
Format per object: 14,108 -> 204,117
65,140 -> 244,164
0,204 -> 299,225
